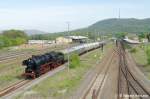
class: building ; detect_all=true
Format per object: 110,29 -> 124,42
67,36 -> 88,43
56,36 -> 88,44
56,37 -> 72,44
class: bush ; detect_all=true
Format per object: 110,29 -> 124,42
69,53 -> 80,69
124,44 -> 131,49
3,37 -> 12,47
115,32 -> 127,39
130,48 -> 137,53
0,35 -> 12,48
11,38 -> 26,46
2,29 -> 28,39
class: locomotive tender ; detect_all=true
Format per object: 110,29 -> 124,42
22,42 -> 105,79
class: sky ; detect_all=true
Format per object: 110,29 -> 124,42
0,0 -> 149,33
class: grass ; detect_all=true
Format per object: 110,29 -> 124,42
15,44 -> 112,99
131,46 -> 147,65
131,45 -> 150,79
0,64 -> 24,89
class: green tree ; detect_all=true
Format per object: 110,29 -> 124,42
87,32 -> 95,40
0,29 -> 28,49
3,37 -> 12,47
138,32 -> 146,41
69,53 -> 80,69
146,33 -> 150,42
0,35 -> 12,47
2,29 -> 28,39
0,35 -> 5,48
115,32 -> 127,39
11,38 -> 26,46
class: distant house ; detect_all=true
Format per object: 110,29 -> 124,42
67,36 -> 88,43
56,36 -> 88,44
56,37 -> 72,44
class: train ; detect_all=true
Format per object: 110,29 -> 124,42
22,42 -> 105,79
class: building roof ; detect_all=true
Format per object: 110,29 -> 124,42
66,36 -> 88,40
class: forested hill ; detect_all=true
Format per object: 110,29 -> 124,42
78,18 -> 150,34
30,18 -> 150,40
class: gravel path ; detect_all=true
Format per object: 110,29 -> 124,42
98,50 -> 119,99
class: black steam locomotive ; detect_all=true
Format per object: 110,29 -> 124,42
22,51 -> 65,78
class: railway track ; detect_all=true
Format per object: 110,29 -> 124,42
0,44 -> 102,98
0,80 -> 30,97
117,41 -> 150,99
0,44 -> 71,62
82,48 -> 116,99
0,48 -> 54,62
0,51 -> 32,62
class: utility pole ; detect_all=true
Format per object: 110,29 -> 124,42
119,8 -> 121,19
66,22 -> 70,72
87,32 -> 88,43
94,29 -> 96,42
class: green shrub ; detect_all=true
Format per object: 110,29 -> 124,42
11,38 -> 26,46
69,53 -> 80,69
2,29 -> 28,39
115,32 -> 126,39
124,44 -> 131,49
130,48 -> 137,53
